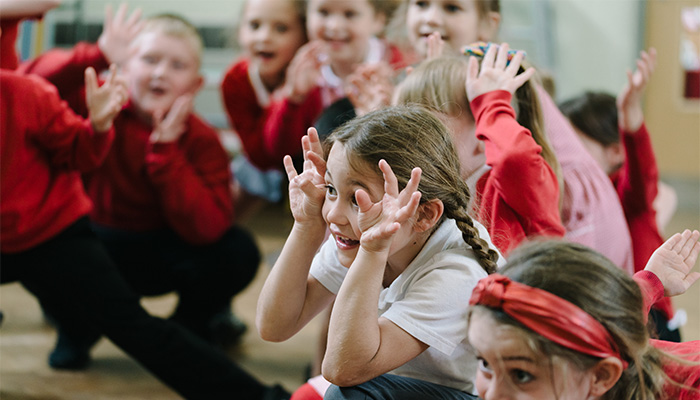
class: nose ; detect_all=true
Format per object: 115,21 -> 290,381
324,198 -> 349,227
481,378 -> 511,400
254,23 -> 273,42
152,60 -> 168,77
326,14 -> 345,33
424,4 -> 443,27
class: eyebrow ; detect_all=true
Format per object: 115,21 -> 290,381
501,356 -> 536,363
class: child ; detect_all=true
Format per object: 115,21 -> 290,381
0,61 -> 289,398
389,0 -> 635,273
262,0 -> 404,165
395,43 -> 564,255
220,0 -> 307,216
467,230 -> 700,399
257,105 -> 503,399
560,49 -> 682,342
20,11 -> 261,366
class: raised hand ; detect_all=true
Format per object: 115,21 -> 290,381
85,64 -> 128,133
98,3 -> 144,66
426,32 -> 445,60
282,41 -> 325,104
283,127 -> 327,226
356,161 -> 422,254
149,95 -> 192,143
617,48 -> 656,133
645,229 -> 700,297
465,43 -> 534,102
346,62 -> 394,117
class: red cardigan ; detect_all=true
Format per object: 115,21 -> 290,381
20,43 -> 234,245
471,91 -> 565,255
634,271 -> 700,399
0,71 -> 114,252
611,123 -> 674,319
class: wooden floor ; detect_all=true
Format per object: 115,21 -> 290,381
1,200 -> 699,399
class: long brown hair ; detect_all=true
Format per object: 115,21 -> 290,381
325,105 -> 500,273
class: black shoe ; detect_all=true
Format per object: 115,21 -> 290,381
263,384 -> 291,400
48,333 -> 97,370
208,311 -> 248,348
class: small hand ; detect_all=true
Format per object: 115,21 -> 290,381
617,48 -> 656,133
645,229 -> 700,297
346,62 -> 394,117
149,95 -> 192,143
98,3 -> 144,66
283,127 -> 327,226
85,64 -> 128,133
283,41 -> 325,104
356,161 -> 422,254
465,43 -> 534,102
426,32 -> 445,60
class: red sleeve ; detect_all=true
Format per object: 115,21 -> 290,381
220,59 -> 279,170
25,74 -> 114,171
145,115 -> 233,244
633,270 -> 665,321
613,123 -> 659,217
470,90 -> 565,236
1,19 -> 21,70
17,42 -> 106,110
650,339 -> 700,399
264,88 -> 323,164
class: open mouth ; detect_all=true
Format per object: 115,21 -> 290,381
149,86 -> 166,96
334,234 -> 359,250
256,51 -> 276,60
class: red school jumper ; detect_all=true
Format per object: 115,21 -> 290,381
470,90 -> 566,255
19,43 -> 234,245
611,123 -> 674,320
0,71 -> 114,252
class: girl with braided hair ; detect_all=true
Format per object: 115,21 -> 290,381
257,104 -> 502,399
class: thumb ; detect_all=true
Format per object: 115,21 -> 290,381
85,67 -> 99,96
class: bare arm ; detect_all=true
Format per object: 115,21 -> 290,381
0,0 -> 61,18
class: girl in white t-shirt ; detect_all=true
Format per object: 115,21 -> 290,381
257,105 -> 502,399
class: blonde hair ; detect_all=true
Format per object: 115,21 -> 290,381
471,240 -> 700,400
325,105 -> 500,273
133,14 -> 203,66
395,55 -> 564,207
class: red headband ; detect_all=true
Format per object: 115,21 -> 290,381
469,274 -> 628,369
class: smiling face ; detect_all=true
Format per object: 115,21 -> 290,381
239,0 -> 306,89
406,0 -> 496,59
322,143 -> 422,271
306,0 -> 385,72
468,310 -> 597,400
123,32 -> 203,122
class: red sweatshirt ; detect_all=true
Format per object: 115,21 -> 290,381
0,71 -> 114,252
20,43 -> 234,245
610,123 -> 674,319
634,271 -> 700,399
470,91 -> 565,255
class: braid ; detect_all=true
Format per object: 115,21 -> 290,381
450,206 -> 499,274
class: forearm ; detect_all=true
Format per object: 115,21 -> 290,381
323,247 -> 386,385
256,222 -> 329,341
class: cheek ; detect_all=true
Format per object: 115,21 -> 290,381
474,370 -> 489,398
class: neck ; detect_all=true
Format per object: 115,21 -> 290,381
381,230 -> 433,288
259,69 -> 286,92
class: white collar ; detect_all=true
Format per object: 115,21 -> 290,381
248,62 -> 271,107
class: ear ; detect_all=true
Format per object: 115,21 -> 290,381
588,357 -> 624,397
477,11 -> 501,42
189,74 -> 205,94
414,199 -> 444,233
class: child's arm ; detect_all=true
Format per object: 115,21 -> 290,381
256,128 -> 335,341
0,0 -> 61,18
323,162 -> 428,386
466,44 -> 565,249
635,229 -> 700,317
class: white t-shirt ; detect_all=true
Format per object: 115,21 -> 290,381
309,219 -> 504,393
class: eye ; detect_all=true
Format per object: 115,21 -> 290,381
274,23 -> 289,33
172,60 -> 187,70
511,369 -> 535,384
318,8 -> 329,17
141,55 -> 157,64
249,20 -> 260,30
325,184 -> 337,199
344,10 -> 356,19
413,0 -> 428,9
477,357 -> 493,377
444,3 -> 462,13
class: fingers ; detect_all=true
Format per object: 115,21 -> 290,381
513,66 -> 536,88
85,66 -> 98,94
494,42 -> 509,71
307,127 -> 324,157
283,155 -> 298,181
355,189 -> 373,213
481,43 -> 497,71
379,160 -> 399,198
466,56 -> 479,83
114,3 -> 128,27
103,4 -> 114,30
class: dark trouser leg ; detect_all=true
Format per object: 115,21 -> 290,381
1,218 -> 267,399
324,374 -> 478,400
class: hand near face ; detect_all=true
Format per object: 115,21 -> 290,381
85,64 -> 128,133
149,94 -> 192,143
465,42 -> 534,102
98,3 -> 144,66
356,161 -> 422,254
284,127 -> 327,227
